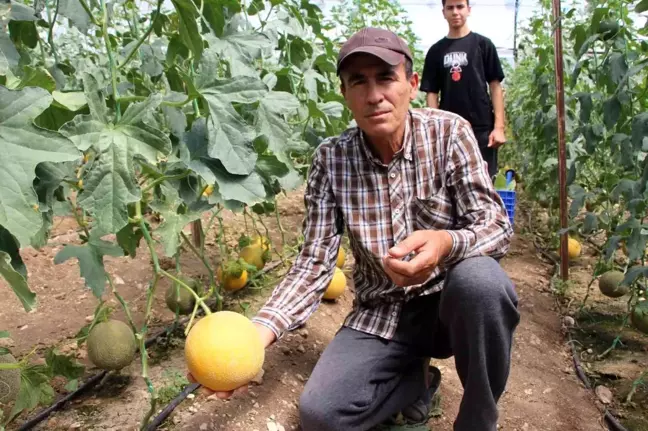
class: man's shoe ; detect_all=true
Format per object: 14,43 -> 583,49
401,365 -> 441,424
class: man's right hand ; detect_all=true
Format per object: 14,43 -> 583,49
187,322 -> 277,399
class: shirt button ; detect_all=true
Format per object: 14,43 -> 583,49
390,173 -> 396,179
394,209 -> 400,215
392,311 -> 397,317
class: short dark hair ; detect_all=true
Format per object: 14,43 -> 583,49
404,58 -> 413,79
441,0 -> 470,6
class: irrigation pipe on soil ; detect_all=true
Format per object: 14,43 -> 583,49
16,259 -> 286,430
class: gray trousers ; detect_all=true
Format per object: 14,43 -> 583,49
299,256 -> 520,431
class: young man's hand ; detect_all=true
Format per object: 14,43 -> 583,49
187,323 -> 276,399
382,230 -> 453,287
488,127 -> 506,148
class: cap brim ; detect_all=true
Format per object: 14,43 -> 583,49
337,46 -> 405,75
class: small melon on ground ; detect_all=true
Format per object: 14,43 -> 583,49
165,275 -> 198,315
240,244 -> 270,271
631,300 -> 648,335
324,267 -> 347,300
0,354 -> 20,417
217,261 -> 248,292
185,311 -> 264,392
87,320 -> 137,371
598,270 -> 628,298
336,248 -> 346,268
568,238 -> 582,260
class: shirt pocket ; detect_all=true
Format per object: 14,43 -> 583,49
411,174 -> 454,230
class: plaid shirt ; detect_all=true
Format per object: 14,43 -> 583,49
253,108 -> 512,340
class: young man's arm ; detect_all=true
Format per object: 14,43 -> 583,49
482,37 -> 507,148
426,92 -> 439,109
488,80 -> 506,147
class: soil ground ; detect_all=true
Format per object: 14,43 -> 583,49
0,188 -> 622,431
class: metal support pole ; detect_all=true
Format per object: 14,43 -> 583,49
551,0 -> 569,281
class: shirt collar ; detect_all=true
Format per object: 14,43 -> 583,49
357,110 -> 415,165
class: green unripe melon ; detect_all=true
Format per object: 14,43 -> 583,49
87,320 -> 137,371
631,301 -> 648,334
165,277 -> 197,315
0,354 -> 21,417
598,270 -> 628,298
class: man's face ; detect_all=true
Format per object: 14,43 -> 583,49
340,54 -> 419,140
443,0 -> 470,29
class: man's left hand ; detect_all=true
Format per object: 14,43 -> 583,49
382,230 -> 453,287
488,127 -> 506,148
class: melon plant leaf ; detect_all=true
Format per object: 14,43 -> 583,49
170,0 -> 203,62
118,93 -> 163,126
0,32 -> 20,75
255,92 -> 301,164
52,91 -> 87,112
0,251 -> 36,312
0,225 -> 26,279
637,0 -> 648,13
603,96 -> 621,129
0,86 -> 79,246
116,223 -> 145,258
17,66 -> 57,92
82,73 -> 110,124
45,348 -> 85,381
149,184 -> 204,257
621,265 -> 648,287
609,53 -> 628,86
60,107 -> 171,235
205,32 -> 272,76
54,238 -> 124,298
7,1 -> 38,21
58,0 -> 92,34
0,331 -> 9,338
9,364 -> 54,422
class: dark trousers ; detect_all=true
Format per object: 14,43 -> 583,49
474,129 -> 499,179
299,256 -> 520,431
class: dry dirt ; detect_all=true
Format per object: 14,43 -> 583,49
0,189 -> 611,431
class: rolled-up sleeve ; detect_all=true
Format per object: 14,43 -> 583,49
252,143 -> 343,339
443,120 -> 513,265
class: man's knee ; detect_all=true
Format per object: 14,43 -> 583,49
442,256 -> 518,317
299,385 -> 335,431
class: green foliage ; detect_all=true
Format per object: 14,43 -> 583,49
504,0 -> 647,301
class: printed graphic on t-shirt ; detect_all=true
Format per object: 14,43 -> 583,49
443,51 -> 468,82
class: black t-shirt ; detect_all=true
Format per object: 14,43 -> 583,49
420,32 -> 505,134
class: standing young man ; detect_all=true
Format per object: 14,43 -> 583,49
420,0 -> 507,178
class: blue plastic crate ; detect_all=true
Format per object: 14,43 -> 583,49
497,190 -> 516,226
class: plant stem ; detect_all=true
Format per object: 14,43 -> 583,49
180,232 -> 215,290
45,0 -> 60,63
200,209 -> 221,256
67,197 -> 90,240
190,63 -> 200,116
141,171 -> 190,193
0,363 -> 21,370
138,335 -> 157,430
100,0 -> 121,121
118,0 -> 162,70
109,275 -> 137,334
77,0 -> 100,26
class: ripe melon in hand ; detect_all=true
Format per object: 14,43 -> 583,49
324,267 -> 347,300
87,320 -> 137,371
0,354 -> 20,417
185,311 -> 264,392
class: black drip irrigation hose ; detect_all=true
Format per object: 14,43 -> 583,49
16,258 -> 287,430
144,383 -> 201,431
566,323 -> 629,431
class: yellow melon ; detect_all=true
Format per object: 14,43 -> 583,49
185,311 -> 265,392
324,267 -> 347,300
568,238 -> 582,260
336,248 -> 346,268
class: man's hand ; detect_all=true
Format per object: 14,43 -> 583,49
488,127 -> 506,148
187,322 -> 276,399
382,230 -> 453,287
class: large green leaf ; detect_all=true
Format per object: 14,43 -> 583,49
0,250 -> 36,312
631,113 -> 648,150
609,53 -> 628,86
82,73 -> 109,124
17,66 -> 56,92
9,364 -> 53,422
76,142 -> 141,235
171,0 -> 203,62
602,96 -> 621,130
255,91 -> 301,164
54,237 -> 124,297
637,0 -> 648,13
52,91 -> 87,112
200,0 -> 240,37
206,33 -> 272,76
198,77 -> 267,176
58,0 -> 92,34
149,183 -> 204,257
0,32 -> 20,75
8,20 -> 38,49
0,86 -> 79,246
